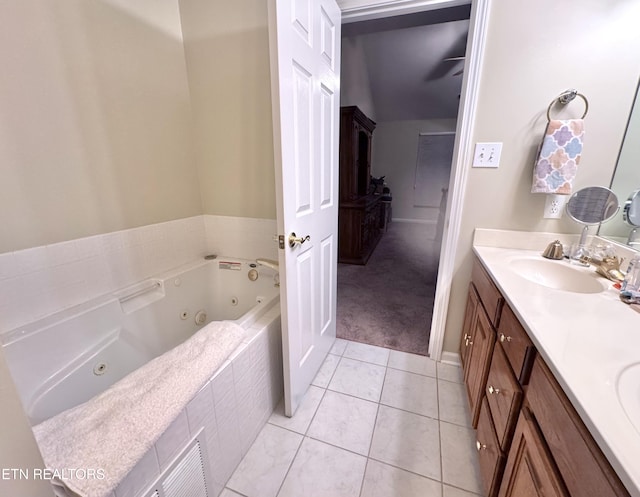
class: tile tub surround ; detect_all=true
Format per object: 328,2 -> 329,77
113,306 -> 283,497
0,216 -> 206,334
225,339 -> 482,497
0,214 -> 278,336
473,233 -> 640,496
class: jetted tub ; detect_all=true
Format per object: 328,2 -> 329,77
1,257 -> 280,425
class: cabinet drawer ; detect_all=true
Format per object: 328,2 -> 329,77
486,342 -> 523,452
527,356 -> 631,497
497,303 -> 535,384
477,396 -> 506,497
472,257 -> 504,328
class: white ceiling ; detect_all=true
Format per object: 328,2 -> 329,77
342,6 -> 470,122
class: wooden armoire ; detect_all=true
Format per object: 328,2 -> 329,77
338,106 -> 384,265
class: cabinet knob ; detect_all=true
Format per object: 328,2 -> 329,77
465,338 -> 473,347
499,333 -> 512,343
476,441 -> 486,451
488,385 -> 501,395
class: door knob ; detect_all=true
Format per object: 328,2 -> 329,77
288,232 -> 311,248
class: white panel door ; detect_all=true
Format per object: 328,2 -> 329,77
269,0 -> 341,416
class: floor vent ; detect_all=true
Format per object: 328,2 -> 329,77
144,430 -> 211,497
162,440 -> 208,497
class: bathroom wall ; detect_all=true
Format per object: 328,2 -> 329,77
179,0 -> 277,220
0,1 -> 203,486
442,0 -> 640,352
371,119 -> 457,223
0,0 -> 202,254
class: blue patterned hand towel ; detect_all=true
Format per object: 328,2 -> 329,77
531,119 -> 584,194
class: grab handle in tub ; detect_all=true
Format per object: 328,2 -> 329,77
118,281 -> 162,304
256,258 -> 279,272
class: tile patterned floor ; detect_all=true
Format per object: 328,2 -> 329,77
224,339 -> 482,497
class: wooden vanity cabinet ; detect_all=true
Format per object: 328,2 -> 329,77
462,255 -> 632,497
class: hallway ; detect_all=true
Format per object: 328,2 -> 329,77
224,339 -> 482,497
336,222 -> 441,356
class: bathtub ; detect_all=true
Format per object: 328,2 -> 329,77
1,257 -> 281,426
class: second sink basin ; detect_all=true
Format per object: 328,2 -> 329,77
617,363 -> 640,436
509,257 -> 608,294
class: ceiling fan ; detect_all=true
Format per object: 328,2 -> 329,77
442,55 -> 465,76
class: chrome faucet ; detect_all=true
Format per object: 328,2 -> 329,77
588,255 -> 625,282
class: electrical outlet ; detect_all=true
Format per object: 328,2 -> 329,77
473,142 -> 502,168
543,194 -> 567,219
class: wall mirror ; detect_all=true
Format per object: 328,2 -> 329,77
598,80 -> 640,247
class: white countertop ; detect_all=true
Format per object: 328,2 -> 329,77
473,231 -> 640,497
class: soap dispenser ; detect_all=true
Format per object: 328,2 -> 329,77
542,240 -> 564,260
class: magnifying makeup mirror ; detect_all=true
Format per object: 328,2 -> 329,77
566,186 -> 620,264
623,189 -> 640,246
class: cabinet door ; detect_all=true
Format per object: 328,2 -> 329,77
527,357 -> 631,497
498,408 -> 568,497
486,342 -> 523,452
460,284 -> 479,371
465,300 -> 496,427
477,396 -> 506,497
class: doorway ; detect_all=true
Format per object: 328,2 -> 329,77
336,4 -> 471,356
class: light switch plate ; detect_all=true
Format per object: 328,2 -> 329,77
473,142 -> 502,168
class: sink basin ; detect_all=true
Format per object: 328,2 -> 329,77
617,364 -> 640,435
510,258 -> 608,294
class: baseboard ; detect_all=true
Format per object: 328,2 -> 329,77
392,218 -> 437,225
439,351 -> 461,366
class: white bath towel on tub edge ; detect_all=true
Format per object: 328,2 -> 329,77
33,320 -> 245,497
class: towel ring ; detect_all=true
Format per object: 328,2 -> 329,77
546,89 -> 589,120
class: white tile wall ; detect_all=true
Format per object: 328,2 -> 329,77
0,216 -> 207,335
115,447 -> 160,497
204,215 -> 278,261
0,214 -> 282,337
155,411 -> 191,470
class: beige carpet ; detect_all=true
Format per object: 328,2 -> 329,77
336,221 -> 441,356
